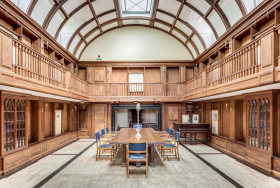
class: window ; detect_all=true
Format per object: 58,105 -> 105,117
4,98 -> 15,152
16,100 -> 26,148
4,98 -> 26,152
248,98 -> 270,151
259,98 -> 270,150
129,73 -> 143,92
248,99 -> 257,147
120,0 -> 153,17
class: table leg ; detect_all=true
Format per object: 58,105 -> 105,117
121,144 -> 126,167
185,133 -> 187,141
150,144 -> 155,167
194,133 -> 197,145
190,133 -> 192,145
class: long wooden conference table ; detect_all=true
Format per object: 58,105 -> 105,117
110,128 -> 164,167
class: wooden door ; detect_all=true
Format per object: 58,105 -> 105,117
165,104 -> 181,131
92,104 -> 107,137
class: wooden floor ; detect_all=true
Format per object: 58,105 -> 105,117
0,139 -> 280,188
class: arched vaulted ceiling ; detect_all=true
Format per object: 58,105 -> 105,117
10,0 -> 264,60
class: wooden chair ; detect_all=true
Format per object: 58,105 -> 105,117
157,126 -> 170,135
126,141 -> 148,178
95,132 -> 115,161
101,129 -> 114,138
161,132 -> 180,161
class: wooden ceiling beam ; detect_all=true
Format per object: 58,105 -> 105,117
157,9 -> 206,51
113,0 -> 123,27
54,2 -> 89,39
205,0 -> 231,30
169,0 -> 185,34
175,0 -> 218,41
60,7 -> 69,19
66,9 -> 116,50
26,0 -> 38,16
235,0 -> 247,16
149,0 -> 159,27
42,0 -> 67,29
88,0 -> 103,34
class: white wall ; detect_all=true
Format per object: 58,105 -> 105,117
115,109 -> 128,129
80,27 -> 192,61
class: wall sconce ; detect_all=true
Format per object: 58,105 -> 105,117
195,64 -> 200,69
17,20 -> 20,26
253,20 -> 257,28
162,67 -> 165,72
46,104 -> 48,111
225,41 -> 231,49
226,103 -> 228,110
5,11 -> 9,18
75,106 -> 77,111
107,67 -> 110,73
41,108 -> 44,112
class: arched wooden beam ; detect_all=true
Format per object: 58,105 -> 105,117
26,0 -> 38,16
235,0 -> 247,16
73,18 -> 118,56
205,0 -> 231,30
54,2 -> 89,39
113,0 -> 123,27
66,9 -> 116,50
42,0 -> 68,29
77,21 -> 197,60
157,9 -> 207,50
150,0 -> 159,27
169,0 -> 185,34
174,0 -> 218,40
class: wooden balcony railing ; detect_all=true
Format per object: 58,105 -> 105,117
207,38 -> 261,88
12,39 -> 67,88
185,37 -> 263,96
90,83 -> 182,97
71,74 -> 89,95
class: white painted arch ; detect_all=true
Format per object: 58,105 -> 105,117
80,27 -> 193,61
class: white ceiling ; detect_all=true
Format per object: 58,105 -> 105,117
10,0 -> 264,60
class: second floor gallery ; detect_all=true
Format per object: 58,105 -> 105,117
0,0 -> 280,187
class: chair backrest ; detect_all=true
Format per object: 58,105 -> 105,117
128,141 -> 147,154
101,129 -> 105,138
106,127 -> 109,134
95,132 -> 100,142
166,127 -> 170,133
169,129 -> 174,137
175,132 -> 180,142
133,124 -> 142,129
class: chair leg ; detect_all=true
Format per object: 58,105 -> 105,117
175,149 -> 177,159
111,149 -> 112,162
127,159 -> 129,178
163,147 -> 165,161
146,160 -> 148,178
177,147 -> 180,161
96,148 -> 98,161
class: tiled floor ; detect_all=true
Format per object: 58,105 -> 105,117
0,139 -> 279,188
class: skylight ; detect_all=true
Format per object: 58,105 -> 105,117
120,0 -> 153,17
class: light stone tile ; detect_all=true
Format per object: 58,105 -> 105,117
0,139 -> 279,188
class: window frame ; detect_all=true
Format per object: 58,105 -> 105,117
247,96 -> 272,154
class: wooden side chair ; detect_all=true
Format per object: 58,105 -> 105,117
157,126 -> 169,135
95,132 -> 115,161
126,141 -> 148,178
101,129 -> 114,138
161,132 -> 180,161
106,127 -> 115,137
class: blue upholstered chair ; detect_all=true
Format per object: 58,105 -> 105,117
161,132 -> 180,161
126,141 -> 148,178
133,124 -> 142,129
95,132 -> 115,161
